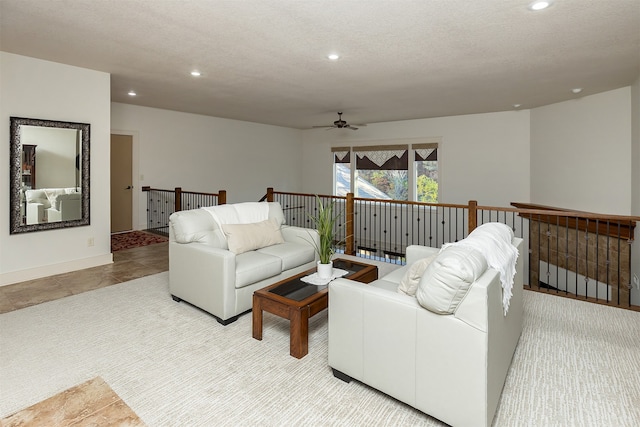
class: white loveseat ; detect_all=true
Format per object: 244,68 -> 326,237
169,201 -> 319,325
328,224 -> 523,427
25,187 -> 81,224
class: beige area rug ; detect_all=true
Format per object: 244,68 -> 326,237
1,377 -> 145,426
1,271 -> 639,426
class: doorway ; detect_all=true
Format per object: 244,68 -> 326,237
110,134 -> 133,233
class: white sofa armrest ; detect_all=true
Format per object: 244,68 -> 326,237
329,278 -> 422,405
47,196 -> 81,222
26,202 -> 45,224
281,226 -> 320,261
169,241 -> 237,320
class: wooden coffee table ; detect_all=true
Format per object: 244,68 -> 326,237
252,258 -> 378,359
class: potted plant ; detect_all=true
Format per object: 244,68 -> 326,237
307,195 -> 341,279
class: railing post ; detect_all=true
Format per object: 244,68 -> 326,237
175,187 -> 182,212
346,192 -> 355,255
218,190 -> 226,205
468,200 -> 478,234
267,187 -> 274,202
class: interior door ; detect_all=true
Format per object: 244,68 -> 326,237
110,134 -> 133,233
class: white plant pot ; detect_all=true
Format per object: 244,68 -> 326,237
317,261 -> 333,280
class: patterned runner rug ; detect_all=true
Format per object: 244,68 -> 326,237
1,377 -> 145,426
111,230 -> 168,252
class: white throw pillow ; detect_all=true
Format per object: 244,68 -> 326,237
416,246 -> 487,314
398,254 -> 438,297
222,219 -> 285,254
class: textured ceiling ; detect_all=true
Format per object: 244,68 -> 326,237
1,0 -> 639,129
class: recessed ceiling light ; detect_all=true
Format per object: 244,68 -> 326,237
191,71 -> 201,77
528,1 -> 552,11
572,88 -> 583,94
128,91 -> 137,96
327,53 -> 340,61
513,104 -> 522,108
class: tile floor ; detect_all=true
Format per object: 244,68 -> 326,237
0,242 -> 168,314
1,377 -> 145,426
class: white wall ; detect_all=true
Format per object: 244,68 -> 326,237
530,87 -> 632,214
110,103 -> 303,230
0,52 -> 112,285
301,110 -> 531,207
22,126 -> 78,188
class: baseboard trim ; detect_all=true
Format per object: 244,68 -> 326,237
0,254 -> 113,286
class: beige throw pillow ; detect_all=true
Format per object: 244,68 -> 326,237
398,254 -> 438,296
222,219 -> 284,254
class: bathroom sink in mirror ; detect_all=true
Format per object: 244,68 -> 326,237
9,117 -> 90,234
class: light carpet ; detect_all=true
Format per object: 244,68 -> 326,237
1,272 -> 639,426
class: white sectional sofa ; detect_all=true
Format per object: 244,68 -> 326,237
328,223 -> 524,427
169,201 -> 319,325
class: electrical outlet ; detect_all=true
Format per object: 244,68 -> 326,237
88,237 -> 95,247
634,274 -> 639,289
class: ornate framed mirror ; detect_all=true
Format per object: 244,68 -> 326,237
9,117 -> 90,234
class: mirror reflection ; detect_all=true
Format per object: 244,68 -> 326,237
10,117 -> 90,234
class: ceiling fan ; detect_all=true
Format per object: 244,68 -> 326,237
312,112 -> 366,131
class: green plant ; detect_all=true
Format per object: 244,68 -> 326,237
307,195 -> 341,264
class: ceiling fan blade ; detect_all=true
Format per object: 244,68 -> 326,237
312,113 -> 364,130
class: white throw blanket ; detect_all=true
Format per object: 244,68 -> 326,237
202,202 -> 270,228
442,223 -> 519,315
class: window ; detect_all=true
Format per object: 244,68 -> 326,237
414,143 -> 438,203
355,145 -> 408,200
333,142 -> 439,202
333,148 -> 351,197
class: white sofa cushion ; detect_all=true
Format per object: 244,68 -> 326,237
203,202 -> 285,227
235,251 -> 283,288
398,253 -> 438,296
257,241 -> 315,271
443,222 -> 519,314
222,219 -> 284,254
369,278 -> 401,292
202,201 -> 272,227
416,245 -> 487,314
267,202 -> 286,226
170,209 -> 227,248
